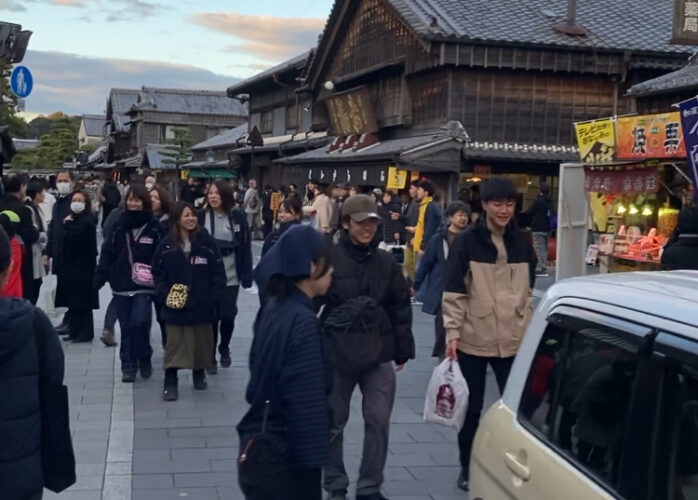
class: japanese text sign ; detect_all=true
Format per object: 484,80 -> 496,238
574,118 -> 616,163
673,0 -> 698,44
616,113 -> 686,160
326,86 -> 379,136
584,167 -> 659,194
678,97 -> 698,190
386,166 -> 408,190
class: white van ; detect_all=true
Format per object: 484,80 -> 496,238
470,271 -> 698,500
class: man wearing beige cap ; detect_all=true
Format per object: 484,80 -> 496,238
322,194 -> 415,500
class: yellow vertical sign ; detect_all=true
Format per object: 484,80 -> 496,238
574,118 -> 616,163
386,167 -> 408,190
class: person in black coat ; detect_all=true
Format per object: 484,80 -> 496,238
55,190 -> 99,343
99,178 -> 121,229
0,174 -> 40,302
662,207 -> 698,270
381,190 -> 404,244
321,195 -> 414,499
262,196 -> 303,256
150,186 -> 172,347
0,226 -> 75,500
95,185 -> 164,382
197,180 -> 253,373
414,201 -> 470,359
527,183 -> 554,276
238,225 -> 333,500
153,201 -> 226,401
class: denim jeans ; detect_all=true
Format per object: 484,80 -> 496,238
113,294 -> 153,374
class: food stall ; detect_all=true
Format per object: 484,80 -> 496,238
573,113 -> 695,274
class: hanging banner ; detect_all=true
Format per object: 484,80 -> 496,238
574,118 -> 616,163
616,113 -> 686,160
584,166 -> 659,194
386,166 -> 408,190
672,0 -> 698,44
678,97 -> 698,190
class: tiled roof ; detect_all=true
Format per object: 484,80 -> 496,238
82,114 -> 106,137
628,55 -> 698,96
130,87 -> 247,116
144,144 -> 169,170
191,124 -> 248,151
109,88 -> 140,133
227,51 -> 312,96
388,0 -> 693,54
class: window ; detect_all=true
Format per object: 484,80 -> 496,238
260,110 -> 273,135
160,125 -> 176,142
518,313 -> 651,494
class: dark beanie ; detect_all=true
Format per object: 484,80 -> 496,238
0,226 -> 10,273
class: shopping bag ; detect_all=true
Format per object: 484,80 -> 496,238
423,358 -> 469,431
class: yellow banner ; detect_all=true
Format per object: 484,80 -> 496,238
574,118 -> 616,163
386,166 -> 408,190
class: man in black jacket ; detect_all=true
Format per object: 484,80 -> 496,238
527,183 -> 553,277
0,174 -> 39,301
322,194 -> 415,500
661,207 -> 698,270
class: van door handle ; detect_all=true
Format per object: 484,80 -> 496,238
504,451 -> 531,481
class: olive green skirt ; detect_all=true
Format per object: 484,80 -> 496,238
163,323 -> 213,370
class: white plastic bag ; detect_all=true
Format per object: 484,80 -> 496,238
423,358 -> 469,431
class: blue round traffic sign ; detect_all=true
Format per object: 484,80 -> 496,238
10,66 -> 33,98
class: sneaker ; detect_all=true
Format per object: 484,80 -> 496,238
100,330 -> 118,347
220,353 -> 232,368
536,271 -> 549,277
122,372 -> 136,383
55,322 -> 70,334
163,386 -> 178,402
457,468 -> 469,491
140,360 -> 153,379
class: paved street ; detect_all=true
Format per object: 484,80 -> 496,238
42,243 -> 554,500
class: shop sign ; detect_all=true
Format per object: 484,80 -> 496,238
616,113 -> 686,159
386,167 -> 408,190
326,86 -> 379,136
672,0 -> 698,44
574,118 -> 616,163
307,166 -> 387,186
677,97 -> 698,190
584,167 -> 659,194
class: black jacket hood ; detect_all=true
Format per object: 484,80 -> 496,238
0,298 -> 34,365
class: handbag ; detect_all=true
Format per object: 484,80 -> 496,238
33,311 -> 77,493
166,283 -> 189,310
126,233 -> 154,287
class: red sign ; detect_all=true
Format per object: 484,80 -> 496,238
584,167 -> 659,194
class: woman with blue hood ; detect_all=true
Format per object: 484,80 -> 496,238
237,225 -> 333,500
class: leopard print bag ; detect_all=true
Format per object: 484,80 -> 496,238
165,283 -> 189,310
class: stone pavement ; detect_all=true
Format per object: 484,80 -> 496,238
43,248 -> 556,500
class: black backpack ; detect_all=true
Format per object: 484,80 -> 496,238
324,296 -> 386,376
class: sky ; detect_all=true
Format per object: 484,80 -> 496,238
0,0 -> 335,116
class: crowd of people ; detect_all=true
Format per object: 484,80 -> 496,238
1,167 -> 696,500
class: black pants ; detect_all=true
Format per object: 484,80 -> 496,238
26,278 -> 42,305
212,285 -> 239,361
457,351 -> 514,470
240,464 -> 320,500
68,308 -> 94,341
432,305 -> 446,358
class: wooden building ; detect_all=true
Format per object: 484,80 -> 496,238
226,51 -> 330,188
100,86 -> 247,172
272,0 -> 692,202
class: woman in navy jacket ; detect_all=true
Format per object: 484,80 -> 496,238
95,185 -> 164,383
197,180 -> 252,373
237,225 -> 332,500
153,201 -> 226,401
414,201 -> 470,359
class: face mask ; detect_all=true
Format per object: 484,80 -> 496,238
57,182 -> 71,195
70,201 -> 85,214
145,183 -> 154,191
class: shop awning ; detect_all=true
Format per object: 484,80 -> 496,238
275,133 -> 464,173
188,168 -> 237,179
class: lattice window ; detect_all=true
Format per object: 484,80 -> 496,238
328,0 -> 423,79
409,72 -> 449,125
260,110 -> 273,135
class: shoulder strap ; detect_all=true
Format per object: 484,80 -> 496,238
125,233 -> 134,267
209,210 -> 215,236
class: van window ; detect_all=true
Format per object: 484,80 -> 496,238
518,316 -> 643,492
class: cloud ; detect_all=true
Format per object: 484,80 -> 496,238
51,0 -> 86,6
192,12 -> 323,62
0,0 -> 26,11
104,0 -> 163,21
20,50 -> 240,115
